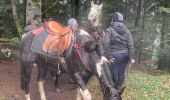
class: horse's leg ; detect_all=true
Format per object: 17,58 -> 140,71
76,86 -> 91,100
38,81 -> 46,100
50,72 -> 59,84
74,72 -> 91,100
50,72 -> 56,80
37,60 -> 47,100
20,61 -> 33,100
54,73 -> 60,92
94,56 -> 119,100
76,88 -> 83,100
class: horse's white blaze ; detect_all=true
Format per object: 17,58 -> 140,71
38,81 -> 46,100
96,56 -> 108,77
79,88 -> 91,100
79,29 -> 90,36
25,94 -> 31,100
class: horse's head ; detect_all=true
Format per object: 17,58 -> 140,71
88,1 -> 103,27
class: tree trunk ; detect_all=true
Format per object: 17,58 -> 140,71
26,0 -> 42,25
24,0 -> 27,25
137,0 -> 145,64
11,0 -> 23,38
42,0 -> 47,21
135,0 -> 142,27
75,0 -> 80,21
124,0 -> 128,21
115,0 -> 122,11
71,0 -> 75,18
157,12 -> 167,70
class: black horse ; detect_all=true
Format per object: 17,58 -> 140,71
20,22 -> 119,100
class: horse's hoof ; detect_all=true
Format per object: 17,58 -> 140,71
56,89 -> 60,93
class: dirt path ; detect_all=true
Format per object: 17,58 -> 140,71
0,59 -> 77,100
0,43 -> 77,100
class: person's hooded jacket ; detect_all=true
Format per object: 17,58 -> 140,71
103,12 -> 134,60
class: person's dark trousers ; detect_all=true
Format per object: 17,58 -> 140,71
110,52 -> 129,95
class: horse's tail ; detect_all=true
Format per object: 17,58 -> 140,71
20,32 -> 34,93
20,61 -> 26,90
20,56 -> 34,93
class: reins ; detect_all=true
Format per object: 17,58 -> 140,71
73,38 -> 92,72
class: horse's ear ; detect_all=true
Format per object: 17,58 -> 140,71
91,0 -> 94,7
99,3 -> 103,10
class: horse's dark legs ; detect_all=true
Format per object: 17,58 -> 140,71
49,71 -> 61,92
53,63 -> 69,92
20,61 -> 33,100
94,56 -> 120,100
36,59 -> 47,100
54,73 -> 60,92
74,72 -> 92,100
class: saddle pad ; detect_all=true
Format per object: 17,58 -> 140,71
31,30 -> 57,57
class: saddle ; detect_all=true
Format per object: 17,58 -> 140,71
43,21 -> 72,55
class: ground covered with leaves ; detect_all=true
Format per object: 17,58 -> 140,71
88,70 -> 170,100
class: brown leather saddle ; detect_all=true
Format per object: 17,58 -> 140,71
43,21 -> 72,56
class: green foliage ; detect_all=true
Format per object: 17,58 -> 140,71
9,37 -> 20,46
156,0 -> 170,7
32,0 -> 41,3
159,7 -> 170,13
0,0 -> 19,38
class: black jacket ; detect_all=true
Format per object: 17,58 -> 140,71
103,22 -> 134,60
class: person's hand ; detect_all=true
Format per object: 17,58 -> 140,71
108,58 -> 115,64
131,59 -> 135,64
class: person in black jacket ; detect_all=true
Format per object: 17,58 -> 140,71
103,12 -> 135,95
